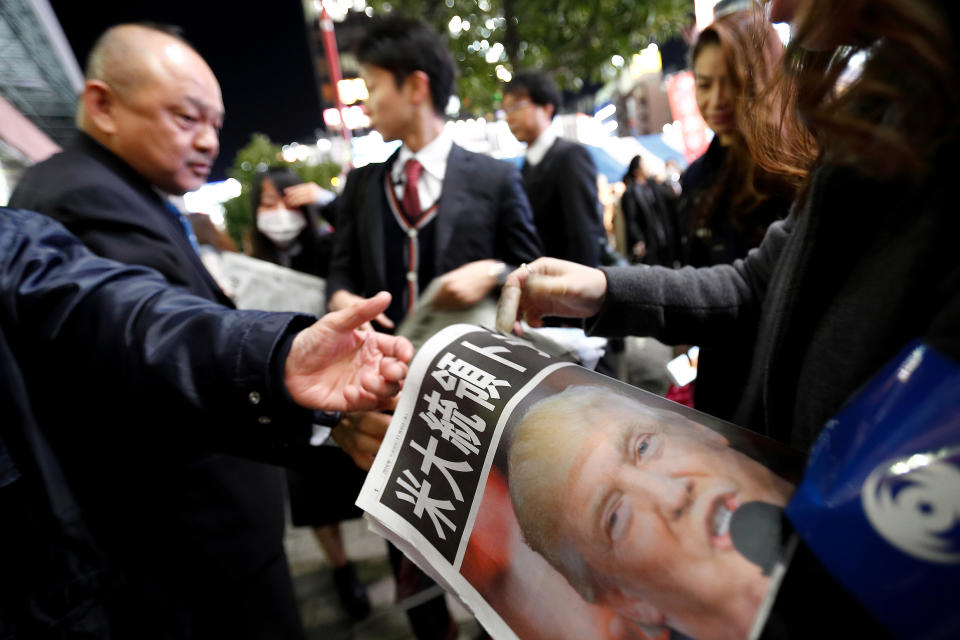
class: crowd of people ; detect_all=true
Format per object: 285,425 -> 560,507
1,0 -> 958,637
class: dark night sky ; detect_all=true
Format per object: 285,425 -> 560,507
47,3 -> 692,180
50,0 -> 326,180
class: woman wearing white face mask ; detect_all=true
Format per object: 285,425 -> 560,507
250,167 -> 336,276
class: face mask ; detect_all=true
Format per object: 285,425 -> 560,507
257,207 -> 307,247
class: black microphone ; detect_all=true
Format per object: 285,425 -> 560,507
730,501 -> 785,575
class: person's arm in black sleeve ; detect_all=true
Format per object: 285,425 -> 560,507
0,208 -> 411,465
621,187 -> 645,251
325,169 -> 364,307
592,214 -> 795,345
557,144 -> 604,266
1,208 -> 314,458
494,164 -> 543,268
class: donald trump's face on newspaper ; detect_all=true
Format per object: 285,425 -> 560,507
507,385 -> 792,640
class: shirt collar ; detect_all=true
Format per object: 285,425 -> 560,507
153,187 -> 178,208
392,128 -> 455,183
524,128 -> 558,167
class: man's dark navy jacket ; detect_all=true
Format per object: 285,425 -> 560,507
8,132 -> 323,637
0,208 -> 314,637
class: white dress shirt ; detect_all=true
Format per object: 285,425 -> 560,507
524,128 -> 558,168
391,129 -> 454,210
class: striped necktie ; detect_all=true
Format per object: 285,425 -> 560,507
401,158 -> 424,224
164,200 -> 202,255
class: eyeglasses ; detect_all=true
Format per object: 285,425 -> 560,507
501,99 -> 532,115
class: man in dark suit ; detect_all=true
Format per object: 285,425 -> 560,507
9,23 -> 314,639
327,19 -> 540,328
502,71 -> 606,267
325,17 -> 541,640
501,71 -> 622,374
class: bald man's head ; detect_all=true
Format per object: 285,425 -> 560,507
84,24 -> 188,101
79,24 -> 224,194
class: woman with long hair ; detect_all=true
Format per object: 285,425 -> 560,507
505,0 -> 959,631
680,10 -> 812,421
680,10 -> 805,269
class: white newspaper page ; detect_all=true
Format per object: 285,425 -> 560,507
358,324 -> 802,640
218,252 -> 325,315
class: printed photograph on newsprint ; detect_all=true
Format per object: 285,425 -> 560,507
357,324 -> 803,640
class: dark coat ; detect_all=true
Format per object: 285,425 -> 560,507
0,209 -> 313,637
621,178 -> 679,267
677,137 -> 790,268
672,137 -> 792,421
521,137 -> 605,266
327,143 -> 541,303
10,133 -> 231,305
8,134 -> 310,637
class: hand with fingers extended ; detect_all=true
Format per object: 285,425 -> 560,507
504,257 -> 608,328
285,291 -> 413,412
328,289 -> 395,331
332,407 -> 394,471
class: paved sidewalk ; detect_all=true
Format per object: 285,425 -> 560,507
284,518 -> 482,640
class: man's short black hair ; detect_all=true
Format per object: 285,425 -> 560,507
355,16 -> 455,115
504,70 -> 561,119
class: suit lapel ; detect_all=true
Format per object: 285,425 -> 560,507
145,192 -> 234,305
434,144 -> 469,269
163,200 -> 233,307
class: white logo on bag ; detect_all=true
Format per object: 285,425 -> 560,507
862,448 -> 960,564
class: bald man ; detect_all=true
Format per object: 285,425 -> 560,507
12,23 -> 225,301
9,24 -> 309,638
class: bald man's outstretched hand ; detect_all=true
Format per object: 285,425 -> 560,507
285,292 -> 413,412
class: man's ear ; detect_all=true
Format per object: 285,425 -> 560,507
81,80 -> 119,135
403,70 -> 432,107
597,587 -> 665,626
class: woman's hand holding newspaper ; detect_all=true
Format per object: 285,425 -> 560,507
503,258 -> 608,329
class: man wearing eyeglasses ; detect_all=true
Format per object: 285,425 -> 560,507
503,71 -> 606,268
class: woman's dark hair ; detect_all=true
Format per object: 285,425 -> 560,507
355,16 -> 455,115
690,11 -> 809,230
622,155 -> 644,184
504,71 -> 562,119
249,166 -> 309,260
749,0 -> 960,183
